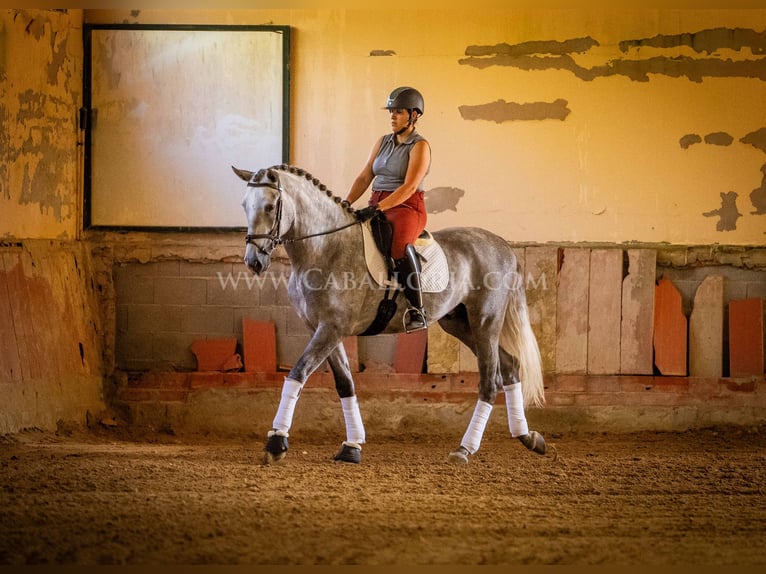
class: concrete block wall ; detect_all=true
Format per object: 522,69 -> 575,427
112,248 -> 766,377
115,259 -> 312,371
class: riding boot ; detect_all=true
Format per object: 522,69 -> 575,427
394,244 -> 427,333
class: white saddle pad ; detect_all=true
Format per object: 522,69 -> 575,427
361,222 -> 449,293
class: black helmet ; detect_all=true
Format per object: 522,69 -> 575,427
384,86 -> 424,115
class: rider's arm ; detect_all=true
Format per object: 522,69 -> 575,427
345,136 -> 383,205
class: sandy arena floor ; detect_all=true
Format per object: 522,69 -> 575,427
0,424 -> 764,566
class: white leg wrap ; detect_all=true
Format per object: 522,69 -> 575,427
460,400 -> 493,455
340,395 -> 366,445
272,378 -> 304,433
504,383 -> 529,437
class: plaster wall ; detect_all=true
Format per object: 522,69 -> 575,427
83,7 -> 766,245
0,9 -> 83,240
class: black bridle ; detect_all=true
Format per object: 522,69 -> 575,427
244,177 -> 359,253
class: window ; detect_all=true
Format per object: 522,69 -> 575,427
83,24 -> 290,229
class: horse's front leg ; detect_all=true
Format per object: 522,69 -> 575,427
263,324 -> 341,464
326,343 -> 365,464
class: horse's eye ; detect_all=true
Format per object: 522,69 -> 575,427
264,204 -> 275,213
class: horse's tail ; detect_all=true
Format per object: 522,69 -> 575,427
498,275 -> 545,409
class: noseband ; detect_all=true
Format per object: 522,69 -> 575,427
244,179 -> 284,255
244,175 -> 360,252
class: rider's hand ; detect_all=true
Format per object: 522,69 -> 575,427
354,206 -> 380,222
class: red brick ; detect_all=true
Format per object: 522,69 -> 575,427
636,391 -> 687,406
573,392 -> 625,406
222,353 -> 243,372
585,375 -> 622,393
119,388 -> 189,402
393,330 -> 428,373
242,319 -> 277,373
128,372 -> 191,389
619,376 -> 657,393
543,392 -> 577,406
262,371 -> 288,385
724,380 -> 756,393
728,298 -> 764,377
222,372 -> 259,388
653,279 -> 688,376
551,375 -> 588,393
190,338 -> 238,372
190,372 -> 224,388
652,378 -> 690,393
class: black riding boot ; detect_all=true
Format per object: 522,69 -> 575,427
394,244 -> 427,333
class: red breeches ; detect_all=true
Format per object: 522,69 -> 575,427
370,191 -> 427,259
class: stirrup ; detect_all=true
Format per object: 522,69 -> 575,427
403,306 -> 427,333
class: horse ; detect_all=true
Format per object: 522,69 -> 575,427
233,163 -> 547,465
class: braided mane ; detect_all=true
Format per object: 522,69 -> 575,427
259,164 -> 356,215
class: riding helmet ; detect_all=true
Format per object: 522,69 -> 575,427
384,86 -> 424,115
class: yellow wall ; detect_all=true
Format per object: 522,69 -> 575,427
4,8 -> 764,246
84,7 -> 766,246
0,9 -> 83,239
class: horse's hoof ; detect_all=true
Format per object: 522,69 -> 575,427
518,431 -> 546,455
448,446 -> 470,465
333,441 -> 361,464
263,430 -> 289,464
261,450 -> 287,465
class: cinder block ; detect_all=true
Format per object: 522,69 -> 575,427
113,271 -> 154,304
243,319 -> 277,373
206,273 -> 260,307
152,333 -> 200,370
154,277 -> 207,305
394,330 -> 428,374
128,304 -> 185,333
653,278 -> 688,376
689,275 -> 724,377
729,298 -> 764,376
556,248 -> 589,374
180,262 -> 232,278
182,306 -> 235,335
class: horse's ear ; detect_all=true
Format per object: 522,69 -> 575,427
232,166 -> 254,182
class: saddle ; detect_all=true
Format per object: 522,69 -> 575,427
360,212 -> 448,336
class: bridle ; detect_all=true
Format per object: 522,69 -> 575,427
244,176 -> 359,254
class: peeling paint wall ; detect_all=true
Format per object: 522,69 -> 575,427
0,10 -> 107,435
0,9 -> 82,240
82,8 -> 766,245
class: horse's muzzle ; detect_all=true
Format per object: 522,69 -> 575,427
244,248 -> 270,275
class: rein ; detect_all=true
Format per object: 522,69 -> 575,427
244,179 -> 359,252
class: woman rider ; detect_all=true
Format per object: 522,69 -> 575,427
346,86 -> 431,332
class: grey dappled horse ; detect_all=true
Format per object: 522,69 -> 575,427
234,164 -> 547,465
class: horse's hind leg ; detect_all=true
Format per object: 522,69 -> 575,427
326,344 -> 365,464
439,305 -> 502,464
440,307 -> 545,459
499,347 -> 546,455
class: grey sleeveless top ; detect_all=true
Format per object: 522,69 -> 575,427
371,130 -> 430,192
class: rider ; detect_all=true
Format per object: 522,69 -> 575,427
346,86 -> 431,332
